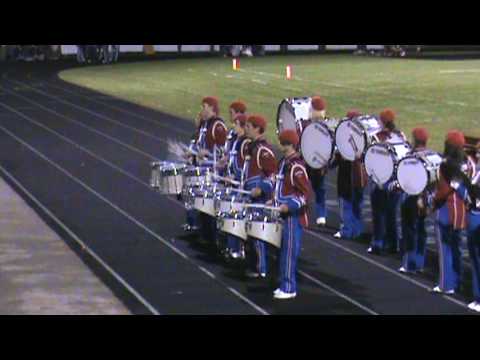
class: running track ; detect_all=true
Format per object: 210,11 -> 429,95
0,61 -> 475,315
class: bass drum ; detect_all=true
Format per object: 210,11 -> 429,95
397,151 -> 443,195
364,138 -> 411,186
276,97 -> 312,135
301,120 -> 338,169
335,115 -> 383,161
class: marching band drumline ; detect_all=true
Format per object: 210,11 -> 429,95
150,96 -> 480,310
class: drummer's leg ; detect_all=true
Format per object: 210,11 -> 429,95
315,176 -> 327,221
416,216 -> 428,271
279,217 -> 302,295
340,195 -> 354,239
253,240 -> 268,276
385,192 -> 400,252
370,188 -> 386,251
353,187 -> 365,238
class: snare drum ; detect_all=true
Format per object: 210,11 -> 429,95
214,189 -> 246,216
335,115 -> 383,161
150,162 -> 186,195
193,186 -> 217,217
397,151 -> 443,195
364,140 -> 412,186
217,212 -> 248,241
277,97 -> 312,134
301,119 -> 339,169
246,208 -> 283,248
183,166 -> 213,187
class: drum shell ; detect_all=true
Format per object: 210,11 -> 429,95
277,97 -> 312,134
335,117 -> 382,161
396,152 -> 442,195
246,220 -> 283,248
301,121 -> 336,169
217,215 -> 248,240
365,142 -> 411,186
194,197 -> 216,217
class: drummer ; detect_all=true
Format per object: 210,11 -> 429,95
218,101 -> 248,174
196,97 -> 228,248
333,110 -> 368,240
305,96 -> 329,227
225,113 -> 251,259
448,141 -> 480,311
420,131 -> 475,294
271,130 -> 312,300
368,109 -> 407,255
398,128 -> 430,273
244,115 -> 278,279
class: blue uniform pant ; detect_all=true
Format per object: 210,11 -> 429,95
401,216 -> 427,271
199,213 -> 217,245
401,197 -> 427,271
314,176 -> 327,219
279,216 -> 303,294
248,239 -> 267,275
339,188 -> 364,239
467,213 -> 480,302
227,235 -> 242,253
435,223 -> 464,292
370,188 -> 400,250
186,209 -> 199,228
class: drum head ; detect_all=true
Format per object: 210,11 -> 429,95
364,145 -> 395,185
301,122 -> 334,169
397,157 -> 428,195
335,120 -> 366,161
276,98 -> 311,133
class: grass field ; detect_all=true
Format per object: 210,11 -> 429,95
59,54 -> 480,151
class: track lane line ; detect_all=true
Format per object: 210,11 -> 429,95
0,104 -> 270,316
0,163 -> 161,316
3,74 -> 470,312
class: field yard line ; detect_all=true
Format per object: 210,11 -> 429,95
240,69 -> 474,109
0,111 -> 270,316
439,69 -> 480,74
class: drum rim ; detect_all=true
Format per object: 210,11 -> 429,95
396,152 -> 441,195
335,118 -> 369,161
301,121 -> 335,169
364,142 -> 398,184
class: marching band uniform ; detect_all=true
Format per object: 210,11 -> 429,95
399,128 -> 430,273
427,131 -> 474,294
451,154 -> 480,311
244,115 -> 277,278
222,101 -> 248,173
334,110 -> 368,240
196,97 -> 228,247
303,96 -> 329,226
225,114 -> 251,258
275,130 -> 312,299
368,109 -> 407,255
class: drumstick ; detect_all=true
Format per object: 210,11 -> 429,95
212,175 -> 241,186
243,204 -> 282,212
230,188 -> 251,195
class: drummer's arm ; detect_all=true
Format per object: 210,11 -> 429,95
258,150 -> 278,198
285,165 -> 311,213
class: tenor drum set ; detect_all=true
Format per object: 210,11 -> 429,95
277,96 -> 443,194
150,158 -> 285,248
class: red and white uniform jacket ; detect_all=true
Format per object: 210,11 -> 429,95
196,116 -> 228,153
276,153 -> 312,228
243,136 -> 277,200
430,155 -> 476,230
